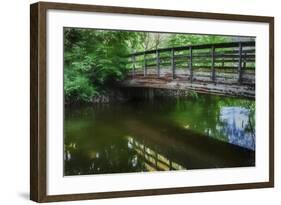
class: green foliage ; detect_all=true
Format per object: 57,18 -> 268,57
64,28 -> 140,104
64,71 -> 96,103
187,90 -> 199,99
166,34 -> 230,47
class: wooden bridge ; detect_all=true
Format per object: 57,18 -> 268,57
122,41 -> 255,98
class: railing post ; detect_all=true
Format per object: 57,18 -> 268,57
243,51 -> 247,69
211,46 -> 216,82
238,42 -> 243,84
171,48 -> 175,79
132,55 -> 135,79
156,50 -> 160,78
144,53 -> 147,77
189,47 -> 193,82
169,160 -> 172,170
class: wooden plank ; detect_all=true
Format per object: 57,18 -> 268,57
140,64 -> 255,70
176,54 -> 256,59
139,57 -> 255,66
141,57 -> 255,67
121,79 -> 255,98
136,54 -> 255,62
128,41 -> 255,57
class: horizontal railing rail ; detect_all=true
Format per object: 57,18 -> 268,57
128,41 -> 255,56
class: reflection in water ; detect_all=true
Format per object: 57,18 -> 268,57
64,94 -> 255,176
127,136 -> 185,171
220,107 -> 255,150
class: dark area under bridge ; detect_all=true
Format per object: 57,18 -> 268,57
122,41 -> 255,98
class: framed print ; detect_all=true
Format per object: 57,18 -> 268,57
30,1 -> 274,202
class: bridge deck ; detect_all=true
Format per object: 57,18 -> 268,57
122,75 -> 255,98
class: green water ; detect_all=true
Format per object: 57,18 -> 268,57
64,94 -> 255,176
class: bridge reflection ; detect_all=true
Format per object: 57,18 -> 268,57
127,136 -> 185,171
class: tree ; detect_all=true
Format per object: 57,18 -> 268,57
166,34 -> 230,47
64,28 -> 140,104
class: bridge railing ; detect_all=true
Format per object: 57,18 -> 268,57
127,41 -> 255,85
